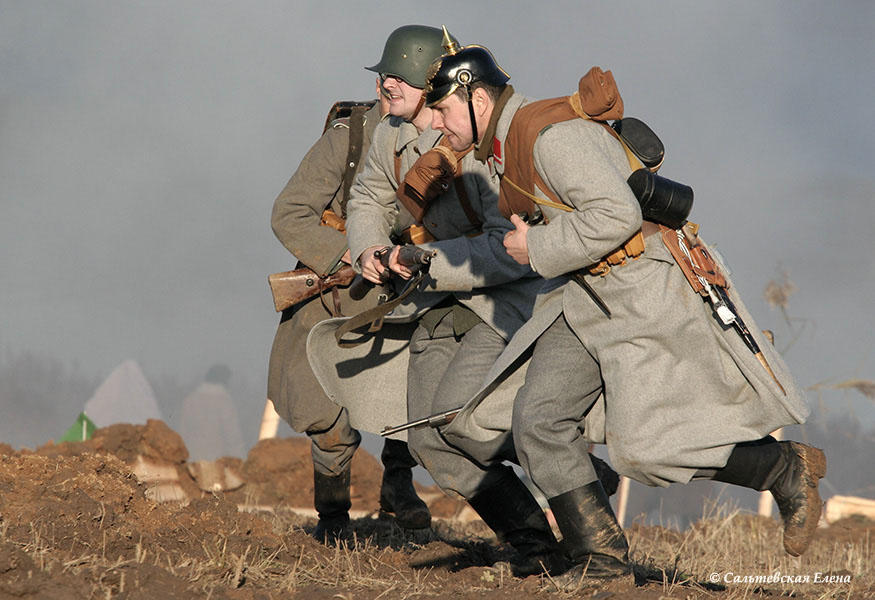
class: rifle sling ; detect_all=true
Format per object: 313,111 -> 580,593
318,279 -> 343,317
334,270 -> 427,348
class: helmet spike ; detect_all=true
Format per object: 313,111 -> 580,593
441,25 -> 459,55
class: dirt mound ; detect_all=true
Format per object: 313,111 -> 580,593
30,420 -> 458,515
223,436 -> 384,512
7,420 -> 868,598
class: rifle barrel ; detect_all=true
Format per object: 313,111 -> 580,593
380,407 -> 461,437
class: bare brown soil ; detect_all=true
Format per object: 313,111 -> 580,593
0,420 -> 872,599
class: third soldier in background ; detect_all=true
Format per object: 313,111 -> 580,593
267,70 -> 429,543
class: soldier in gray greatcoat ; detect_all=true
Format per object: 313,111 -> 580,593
425,43 -> 825,580
267,72 -> 429,541
332,25 -> 569,576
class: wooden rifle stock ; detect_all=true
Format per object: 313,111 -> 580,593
268,264 -> 355,312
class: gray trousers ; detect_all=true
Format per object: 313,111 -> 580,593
308,408 -> 362,477
406,314 -> 514,499
512,314 -> 601,499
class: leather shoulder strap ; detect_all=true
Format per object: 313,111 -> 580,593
499,97 -> 579,219
340,105 -> 369,217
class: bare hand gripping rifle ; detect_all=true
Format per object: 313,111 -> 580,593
348,244 -> 436,300
335,244 -> 437,347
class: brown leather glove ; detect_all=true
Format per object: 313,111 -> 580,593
395,145 -> 458,222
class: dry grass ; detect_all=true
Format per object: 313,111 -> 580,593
4,500 -> 874,598
629,500 -> 873,599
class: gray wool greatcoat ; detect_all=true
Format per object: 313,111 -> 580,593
442,92 -> 810,488
306,114 -> 543,441
267,103 -> 389,434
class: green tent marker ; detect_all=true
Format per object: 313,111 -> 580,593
59,411 -> 97,442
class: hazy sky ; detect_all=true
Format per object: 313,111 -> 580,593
2,1 -> 873,431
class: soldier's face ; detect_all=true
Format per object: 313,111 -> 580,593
380,75 -> 424,120
430,94 -> 473,152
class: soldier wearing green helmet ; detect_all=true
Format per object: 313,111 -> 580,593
309,24 -> 568,576
366,24 -> 455,89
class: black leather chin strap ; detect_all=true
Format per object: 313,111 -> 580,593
466,86 -> 478,144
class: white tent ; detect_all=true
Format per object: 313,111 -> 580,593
84,359 -> 162,428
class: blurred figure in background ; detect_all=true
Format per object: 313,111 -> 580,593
178,364 -> 246,461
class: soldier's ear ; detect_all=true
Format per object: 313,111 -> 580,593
472,87 -> 490,116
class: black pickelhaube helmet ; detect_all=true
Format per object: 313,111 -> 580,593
424,27 -> 510,107
366,25 -> 459,89
425,27 -> 509,143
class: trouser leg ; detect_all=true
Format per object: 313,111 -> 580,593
406,318 -> 511,498
405,315 -> 562,574
512,314 -> 603,499
308,408 -> 361,477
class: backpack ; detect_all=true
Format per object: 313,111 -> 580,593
499,67 -> 690,230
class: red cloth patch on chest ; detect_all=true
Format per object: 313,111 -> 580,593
492,136 -> 502,165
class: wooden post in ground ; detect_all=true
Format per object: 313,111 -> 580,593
616,476 -> 631,527
258,398 -> 281,440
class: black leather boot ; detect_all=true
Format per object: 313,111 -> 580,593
379,439 -> 431,529
467,470 -> 566,577
547,481 -> 632,582
590,453 -> 620,497
712,438 -> 826,556
313,469 -> 351,544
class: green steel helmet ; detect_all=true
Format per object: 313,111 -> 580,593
425,40 -> 510,107
366,25 -> 458,89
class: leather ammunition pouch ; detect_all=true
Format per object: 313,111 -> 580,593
627,169 -> 693,229
586,221 -> 661,277
320,208 -> 347,233
612,118 -> 664,171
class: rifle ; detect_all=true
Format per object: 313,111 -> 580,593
335,245 -> 437,346
380,407 -> 461,437
268,264 -> 355,312
348,245 -> 436,301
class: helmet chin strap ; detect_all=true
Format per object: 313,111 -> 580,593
410,93 -> 427,121
466,86 -> 479,144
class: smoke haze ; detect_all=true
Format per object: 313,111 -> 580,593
2,1 -> 873,508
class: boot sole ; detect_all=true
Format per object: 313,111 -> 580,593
378,508 -> 432,530
783,443 -> 826,557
